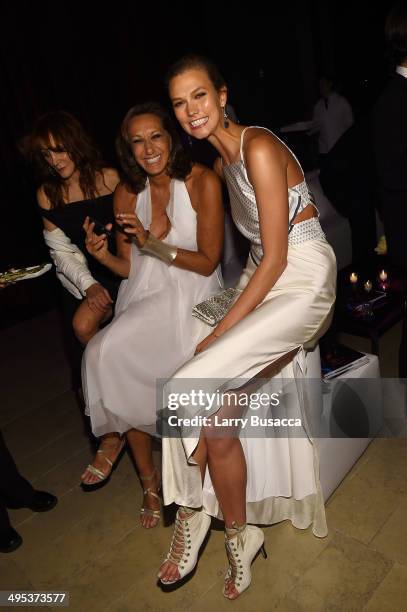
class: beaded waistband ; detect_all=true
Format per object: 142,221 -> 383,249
288,217 -> 325,245
250,218 -> 326,265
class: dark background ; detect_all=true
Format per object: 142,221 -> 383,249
0,0 -> 396,321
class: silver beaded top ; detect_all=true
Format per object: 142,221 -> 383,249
223,127 -> 325,263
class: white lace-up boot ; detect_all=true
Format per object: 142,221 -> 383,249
159,507 -> 211,584
223,522 -> 267,598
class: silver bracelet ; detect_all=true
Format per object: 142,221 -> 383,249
140,232 -> 178,264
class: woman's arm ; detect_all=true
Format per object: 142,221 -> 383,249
38,187 -> 97,294
84,182 -> 133,279
118,166 -> 224,276
213,135 -> 289,337
38,187 -> 112,311
178,166 -> 224,275
37,186 -> 60,233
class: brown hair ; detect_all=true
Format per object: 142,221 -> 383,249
23,111 -> 104,208
116,102 -> 192,193
165,54 -> 226,91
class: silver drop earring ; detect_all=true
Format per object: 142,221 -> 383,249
223,106 -> 230,129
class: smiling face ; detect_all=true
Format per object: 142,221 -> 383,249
127,113 -> 172,176
40,134 -> 76,180
169,67 -> 227,140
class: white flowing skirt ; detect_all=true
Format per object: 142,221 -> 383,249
82,247 -> 221,437
162,238 -> 336,537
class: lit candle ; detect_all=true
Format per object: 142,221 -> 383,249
364,280 -> 373,293
350,272 -> 358,284
379,270 -> 388,282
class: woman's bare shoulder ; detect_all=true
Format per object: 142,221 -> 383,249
37,185 -> 51,210
243,129 -> 288,170
187,163 -> 220,188
244,128 -> 280,154
114,181 -> 137,212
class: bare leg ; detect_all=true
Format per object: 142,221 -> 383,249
205,436 -> 246,527
203,348 -> 299,527
73,301 -> 112,345
126,429 -> 161,529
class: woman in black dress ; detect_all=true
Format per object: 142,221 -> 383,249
25,111 -> 123,483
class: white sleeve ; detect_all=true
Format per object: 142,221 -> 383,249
43,228 -> 97,298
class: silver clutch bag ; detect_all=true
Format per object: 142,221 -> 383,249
192,287 -> 239,326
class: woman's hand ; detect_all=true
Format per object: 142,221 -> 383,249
195,331 -> 219,355
83,216 -> 111,262
85,282 -> 113,313
115,212 -> 148,247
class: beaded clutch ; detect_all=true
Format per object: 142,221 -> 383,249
192,287 -> 239,326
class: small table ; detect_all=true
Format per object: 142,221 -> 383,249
333,259 -> 406,355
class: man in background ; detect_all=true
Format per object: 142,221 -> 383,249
371,2 -> 407,377
312,75 -> 354,156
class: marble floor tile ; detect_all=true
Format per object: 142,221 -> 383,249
370,496 -> 407,566
363,562 -> 407,611
276,532 -> 392,612
326,470 -> 404,544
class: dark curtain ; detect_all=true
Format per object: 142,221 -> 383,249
0,0 -> 311,272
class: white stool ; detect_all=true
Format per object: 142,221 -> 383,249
307,345 -> 382,501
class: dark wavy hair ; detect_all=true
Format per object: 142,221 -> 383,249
165,54 -> 226,91
23,111 -> 105,209
116,102 -> 192,193
386,2 -> 407,65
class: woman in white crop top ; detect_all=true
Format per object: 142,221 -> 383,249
157,56 -> 337,599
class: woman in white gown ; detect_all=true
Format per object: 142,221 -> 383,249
156,57 -> 337,599
81,102 -> 223,527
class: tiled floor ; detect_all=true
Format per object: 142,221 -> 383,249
1,310 -> 406,611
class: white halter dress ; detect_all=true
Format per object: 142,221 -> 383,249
82,179 -> 221,436
162,128 -> 337,537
